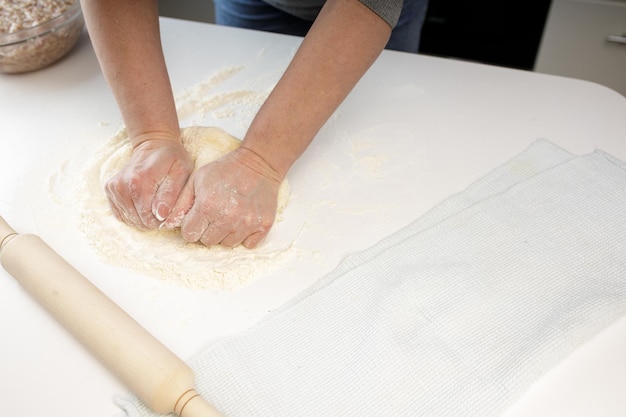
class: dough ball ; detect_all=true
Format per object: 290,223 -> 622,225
100,126 -> 289,213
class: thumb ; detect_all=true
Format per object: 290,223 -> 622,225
160,173 -> 195,229
152,159 -> 192,222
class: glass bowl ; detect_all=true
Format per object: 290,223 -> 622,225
0,1 -> 85,74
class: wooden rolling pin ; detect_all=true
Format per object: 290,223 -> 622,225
0,215 -> 224,417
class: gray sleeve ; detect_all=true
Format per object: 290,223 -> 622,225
358,0 -> 404,28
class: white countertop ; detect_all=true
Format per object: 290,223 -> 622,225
1,18 -> 625,417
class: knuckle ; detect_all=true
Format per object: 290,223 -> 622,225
104,177 -> 123,198
181,228 -> 199,243
128,177 -> 143,198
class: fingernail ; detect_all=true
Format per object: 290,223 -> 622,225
160,210 -> 184,229
153,202 -> 171,222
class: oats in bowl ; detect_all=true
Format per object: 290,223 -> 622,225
0,0 -> 85,73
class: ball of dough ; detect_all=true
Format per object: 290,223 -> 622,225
100,126 -> 289,214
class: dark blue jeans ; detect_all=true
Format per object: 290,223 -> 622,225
213,0 -> 428,53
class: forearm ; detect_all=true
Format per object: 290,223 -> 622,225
241,0 -> 391,179
80,0 -> 180,146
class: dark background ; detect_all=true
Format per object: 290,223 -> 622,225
158,0 -> 553,71
418,0 -> 552,70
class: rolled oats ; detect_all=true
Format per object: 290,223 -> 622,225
0,0 -> 84,73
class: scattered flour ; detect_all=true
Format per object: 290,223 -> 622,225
54,67 -> 302,291
45,66 -> 414,291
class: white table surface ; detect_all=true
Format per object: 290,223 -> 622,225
1,17 -> 625,417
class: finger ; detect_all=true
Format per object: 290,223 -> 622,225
105,180 -> 144,228
180,202 -> 211,243
152,176 -> 175,222
219,232 -> 244,248
129,177 -> 159,229
242,230 -> 268,249
162,176 -> 195,229
199,221 -> 230,247
152,161 -> 192,222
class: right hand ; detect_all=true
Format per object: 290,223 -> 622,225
161,146 -> 283,248
105,138 -> 194,229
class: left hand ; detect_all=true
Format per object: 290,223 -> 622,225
105,138 -> 194,229
162,146 -> 283,248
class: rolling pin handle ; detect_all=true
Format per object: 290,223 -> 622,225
0,215 -> 18,249
177,391 -> 225,417
0,214 -> 226,417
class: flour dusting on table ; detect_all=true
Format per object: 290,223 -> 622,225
53,67 -> 302,290
45,66 -> 417,290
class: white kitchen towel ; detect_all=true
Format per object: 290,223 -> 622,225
116,139 -> 626,417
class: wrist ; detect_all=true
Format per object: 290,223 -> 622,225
240,128 -> 304,180
130,129 -> 181,150
233,146 -> 284,185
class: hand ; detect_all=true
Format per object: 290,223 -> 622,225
162,146 -> 282,248
105,138 -> 194,229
